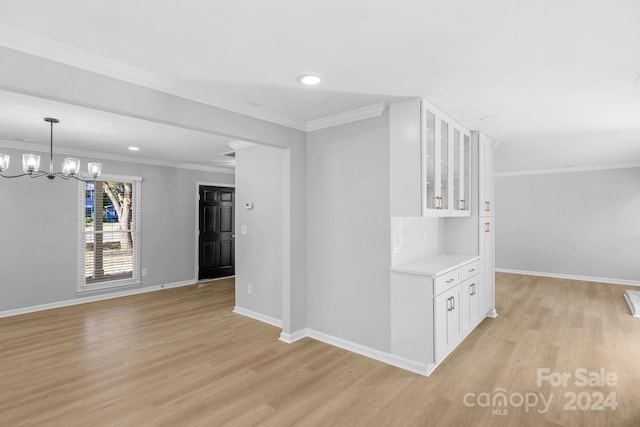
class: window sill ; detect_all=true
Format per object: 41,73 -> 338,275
77,278 -> 142,294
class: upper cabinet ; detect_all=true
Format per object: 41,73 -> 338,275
390,98 -> 472,218
421,103 -> 471,217
476,132 -> 494,217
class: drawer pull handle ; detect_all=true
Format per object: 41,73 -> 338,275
485,201 -> 491,212
446,278 -> 455,283
447,297 -> 453,311
468,268 -> 475,273
470,283 -> 476,296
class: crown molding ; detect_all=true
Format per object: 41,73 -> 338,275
0,139 -> 234,175
495,161 -> 640,177
0,24 -> 306,131
305,103 -> 388,132
227,140 -> 256,151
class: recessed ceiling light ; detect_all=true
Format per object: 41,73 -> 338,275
128,146 -> 140,151
298,74 -> 321,86
479,115 -> 499,122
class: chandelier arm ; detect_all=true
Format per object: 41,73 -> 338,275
70,174 -> 93,183
55,172 -> 95,183
0,172 -> 32,179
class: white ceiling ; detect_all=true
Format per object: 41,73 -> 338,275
0,90 -> 237,170
0,0 -> 639,171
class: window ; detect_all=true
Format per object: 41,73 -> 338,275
79,175 -> 142,291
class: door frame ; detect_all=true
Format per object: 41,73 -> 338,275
194,181 -> 236,282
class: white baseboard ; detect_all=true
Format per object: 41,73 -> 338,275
0,280 -> 195,319
304,329 -> 429,376
495,268 -> 640,287
275,325 -> 432,376
232,306 -> 283,328
279,329 -> 308,344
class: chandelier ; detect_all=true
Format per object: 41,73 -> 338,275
0,117 -> 102,181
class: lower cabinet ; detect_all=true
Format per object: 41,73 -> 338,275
460,275 -> 481,333
434,285 -> 461,362
391,255 -> 488,376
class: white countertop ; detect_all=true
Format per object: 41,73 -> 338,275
391,253 -> 480,277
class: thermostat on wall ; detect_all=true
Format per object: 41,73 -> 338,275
244,201 -> 253,209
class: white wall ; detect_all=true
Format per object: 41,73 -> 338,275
234,144 -> 284,321
0,46 -> 307,332
495,167 -> 640,282
0,147 -> 234,311
307,112 -> 391,352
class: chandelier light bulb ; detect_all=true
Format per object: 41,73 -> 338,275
22,153 -> 40,174
0,154 -> 9,171
62,158 -> 81,175
88,162 -> 102,178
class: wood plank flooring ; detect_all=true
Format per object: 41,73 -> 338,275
1,274 -> 639,426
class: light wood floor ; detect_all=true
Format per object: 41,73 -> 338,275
1,274 -> 639,426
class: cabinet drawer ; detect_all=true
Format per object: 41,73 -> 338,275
435,271 -> 459,295
459,261 -> 480,281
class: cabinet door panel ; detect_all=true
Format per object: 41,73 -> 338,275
439,118 -> 449,211
479,135 -> 493,217
424,108 -> 437,211
453,128 -> 461,210
480,218 -> 494,314
446,287 -> 461,346
435,286 -> 462,362
462,132 -> 470,212
461,276 -> 480,331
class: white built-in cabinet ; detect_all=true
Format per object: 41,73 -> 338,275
474,131 -> 497,317
389,98 -> 470,218
422,104 -> 471,217
391,256 -> 484,373
389,99 -> 497,376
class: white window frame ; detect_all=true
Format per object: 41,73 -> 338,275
77,173 -> 142,293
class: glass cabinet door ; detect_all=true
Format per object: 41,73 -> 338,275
421,100 -> 469,217
452,128 -> 461,211
450,126 -> 471,215
462,133 -> 470,212
439,119 -> 449,211
424,109 -> 437,211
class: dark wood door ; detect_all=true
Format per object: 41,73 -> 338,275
199,186 -> 235,280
